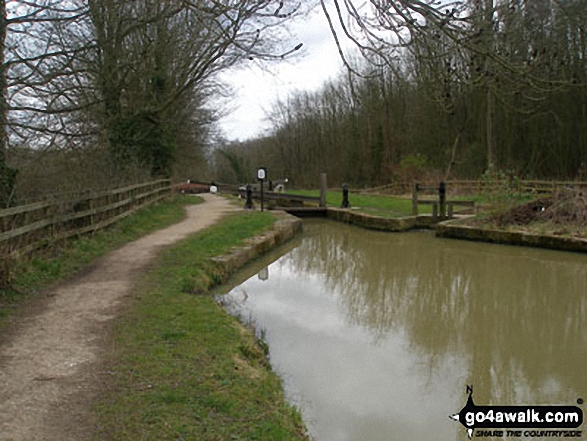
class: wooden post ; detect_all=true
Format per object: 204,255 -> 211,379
448,203 -> 453,218
439,181 -> 446,219
0,251 -> 11,287
89,197 -> 94,227
320,173 -> 327,208
432,202 -> 438,219
412,182 -> 419,216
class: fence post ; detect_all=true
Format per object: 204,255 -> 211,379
439,181 -> 446,219
89,197 -> 94,227
0,252 -> 11,287
412,182 -> 419,216
320,173 -> 327,208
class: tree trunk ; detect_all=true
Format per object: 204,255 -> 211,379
0,0 -> 7,159
0,0 -> 16,208
445,131 -> 461,181
486,87 -> 494,170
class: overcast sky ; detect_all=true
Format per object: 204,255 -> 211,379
217,5 -> 349,141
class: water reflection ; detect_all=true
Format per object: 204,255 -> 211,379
258,266 -> 269,281
221,220 -> 587,440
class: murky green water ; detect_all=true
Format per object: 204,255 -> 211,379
219,220 -> 587,441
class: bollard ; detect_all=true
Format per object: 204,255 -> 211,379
439,181 -> 446,219
341,183 -> 350,208
244,184 -> 254,210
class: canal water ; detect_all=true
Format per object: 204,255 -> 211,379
217,220 -> 587,441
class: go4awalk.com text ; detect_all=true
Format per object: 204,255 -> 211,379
450,386 -> 584,439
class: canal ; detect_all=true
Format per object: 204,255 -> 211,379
217,219 -> 587,441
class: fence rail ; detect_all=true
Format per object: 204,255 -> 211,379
0,179 -> 171,256
361,179 -> 587,195
236,189 -> 321,205
202,181 -> 322,205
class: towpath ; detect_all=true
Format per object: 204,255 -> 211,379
0,194 -> 233,440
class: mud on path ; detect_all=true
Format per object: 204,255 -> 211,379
0,194 -> 234,441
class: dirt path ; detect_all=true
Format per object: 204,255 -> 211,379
0,194 -> 234,441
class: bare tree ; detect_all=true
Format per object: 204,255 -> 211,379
1,1 -> 89,205
0,0 -> 13,205
80,0 -> 305,177
0,0 -> 306,204
320,0 -> 587,172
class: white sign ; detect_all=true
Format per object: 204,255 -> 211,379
257,168 -> 266,180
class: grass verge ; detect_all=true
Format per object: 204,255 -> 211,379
291,189 -> 432,217
461,193 -> 587,239
93,210 -> 308,440
0,195 -> 203,319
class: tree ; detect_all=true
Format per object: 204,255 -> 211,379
1,1 -> 91,205
320,0 -> 587,173
0,0 -> 305,205
0,0 -> 16,206
82,0 -> 304,177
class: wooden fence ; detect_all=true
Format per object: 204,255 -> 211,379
361,180 -> 587,195
0,179 -> 171,257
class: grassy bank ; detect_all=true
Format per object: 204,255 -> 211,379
94,210 -> 308,440
0,195 -> 202,320
292,189 -> 432,217
461,192 -> 587,239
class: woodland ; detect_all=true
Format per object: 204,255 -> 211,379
0,1 -> 586,206
0,0 -> 304,206
213,0 -> 587,188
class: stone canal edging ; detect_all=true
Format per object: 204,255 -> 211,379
324,207 -> 587,254
326,207 -> 437,231
229,207 -> 587,257
435,219 -> 587,253
211,211 -> 302,279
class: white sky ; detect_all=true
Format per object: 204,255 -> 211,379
217,5 -> 350,141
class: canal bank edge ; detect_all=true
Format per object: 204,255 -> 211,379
211,211 -> 303,280
326,207 -> 437,231
93,209 -> 309,440
435,219 -> 587,253
325,207 -> 587,254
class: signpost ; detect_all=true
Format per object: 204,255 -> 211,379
258,167 -> 267,212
